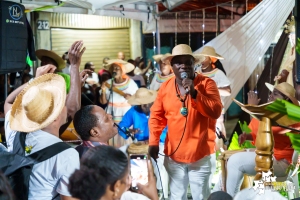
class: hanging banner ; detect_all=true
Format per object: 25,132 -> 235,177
143,12 -> 241,34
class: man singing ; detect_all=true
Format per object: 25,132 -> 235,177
148,44 -> 222,200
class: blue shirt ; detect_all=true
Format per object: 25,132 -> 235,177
119,106 -> 167,142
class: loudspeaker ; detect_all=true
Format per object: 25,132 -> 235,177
0,1 -> 28,74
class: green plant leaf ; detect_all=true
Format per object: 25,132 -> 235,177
286,132 -> 300,152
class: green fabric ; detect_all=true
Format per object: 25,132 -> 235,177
265,99 -> 300,121
26,56 -> 33,67
228,121 -> 255,150
296,38 -> 300,55
56,72 -> 70,94
31,2 -> 65,12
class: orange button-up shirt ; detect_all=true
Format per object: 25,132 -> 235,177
149,74 -> 222,163
249,118 -> 296,163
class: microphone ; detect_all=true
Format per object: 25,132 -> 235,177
112,72 -> 117,80
180,72 -> 189,93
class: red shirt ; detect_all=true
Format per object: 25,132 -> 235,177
249,118 -> 296,163
149,74 -> 222,163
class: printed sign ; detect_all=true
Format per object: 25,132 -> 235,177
37,20 -> 49,30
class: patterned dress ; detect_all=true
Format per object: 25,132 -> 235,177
149,73 -> 175,91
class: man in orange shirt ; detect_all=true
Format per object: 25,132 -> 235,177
215,82 -> 299,197
148,44 -> 222,200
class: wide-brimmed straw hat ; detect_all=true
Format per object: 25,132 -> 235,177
104,59 -> 134,73
127,88 -> 157,105
153,53 -> 172,63
162,44 -> 202,63
10,73 -> 66,132
265,82 -> 299,106
36,49 -> 66,71
198,46 -> 224,60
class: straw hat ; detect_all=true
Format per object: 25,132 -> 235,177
162,44 -> 203,63
265,82 -> 299,106
104,59 -> 135,73
36,49 -> 66,71
198,46 -> 224,60
10,74 -> 66,132
127,88 -> 157,105
153,53 -> 172,63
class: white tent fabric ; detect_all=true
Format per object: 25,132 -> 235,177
194,0 -> 294,111
12,0 -> 185,22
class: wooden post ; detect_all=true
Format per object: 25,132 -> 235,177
254,117 -> 274,180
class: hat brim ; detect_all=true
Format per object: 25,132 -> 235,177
36,49 -> 66,71
265,82 -> 299,106
162,53 -> 196,63
153,55 -> 164,63
10,74 -> 66,132
199,53 -> 224,60
127,90 -> 157,105
104,59 -> 134,73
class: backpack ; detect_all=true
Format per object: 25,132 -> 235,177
0,132 -> 71,200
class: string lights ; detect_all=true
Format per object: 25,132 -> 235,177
202,9 -> 205,45
216,5 -> 218,37
231,1 -> 233,25
189,11 -> 191,46
175,12 -> 178,46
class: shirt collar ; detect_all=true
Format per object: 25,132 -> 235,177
82,140 -> 108,147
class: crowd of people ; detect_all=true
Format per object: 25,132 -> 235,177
0,39 -> 297,200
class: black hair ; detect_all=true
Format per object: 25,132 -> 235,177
214,59 -> 227,75
0,172 -> 15,200
84,62 -> 94,69
69,145 -> 128,200
73,105 -> 98,140
207,191 -> 232,200
0,101 -> 4,113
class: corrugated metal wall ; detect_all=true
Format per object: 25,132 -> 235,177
50,13 -> 131,71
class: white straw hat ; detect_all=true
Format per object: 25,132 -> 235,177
265,82 -> 299,106
104,59 -> 135,73
198,46 -> 224,60
127,88 -> 157,105
10,73 -> 66,132
162,44 -> 201,63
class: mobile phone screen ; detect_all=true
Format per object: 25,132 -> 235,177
130,154 -> 148,190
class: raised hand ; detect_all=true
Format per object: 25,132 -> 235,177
247,91 -> 260,105
68,41 -> 86,68
36,64 -> 56,77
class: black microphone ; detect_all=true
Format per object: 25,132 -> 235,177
180,72 -> 189,93
112,72 -> 117,80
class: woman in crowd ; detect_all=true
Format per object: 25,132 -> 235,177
196,46 -> 231,194
99,59 -> 138,147
69,145 -> 158,200
149,53 -> 174,91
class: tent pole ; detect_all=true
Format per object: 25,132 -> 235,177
155,5 -> 161,54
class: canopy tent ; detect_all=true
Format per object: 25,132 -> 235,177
10,0 -> 188,22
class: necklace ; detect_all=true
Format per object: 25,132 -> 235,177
175,80 -> 188,116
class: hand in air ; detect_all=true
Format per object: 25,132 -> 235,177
247,91 -> 260,105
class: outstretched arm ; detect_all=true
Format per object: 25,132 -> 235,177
65,41 -> 86,119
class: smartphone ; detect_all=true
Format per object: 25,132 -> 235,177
130,154 -> 148,191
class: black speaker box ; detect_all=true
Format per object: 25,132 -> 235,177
0,1 -> 28,74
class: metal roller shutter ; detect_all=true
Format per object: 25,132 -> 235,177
51,28 -> 131,71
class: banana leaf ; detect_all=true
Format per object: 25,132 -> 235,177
265,99 -> 300,122
239,121 -> 252,134
228,132 -> 255,150
286,132 -> 300,152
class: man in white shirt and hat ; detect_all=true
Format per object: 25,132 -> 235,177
4,41 -> 86,200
